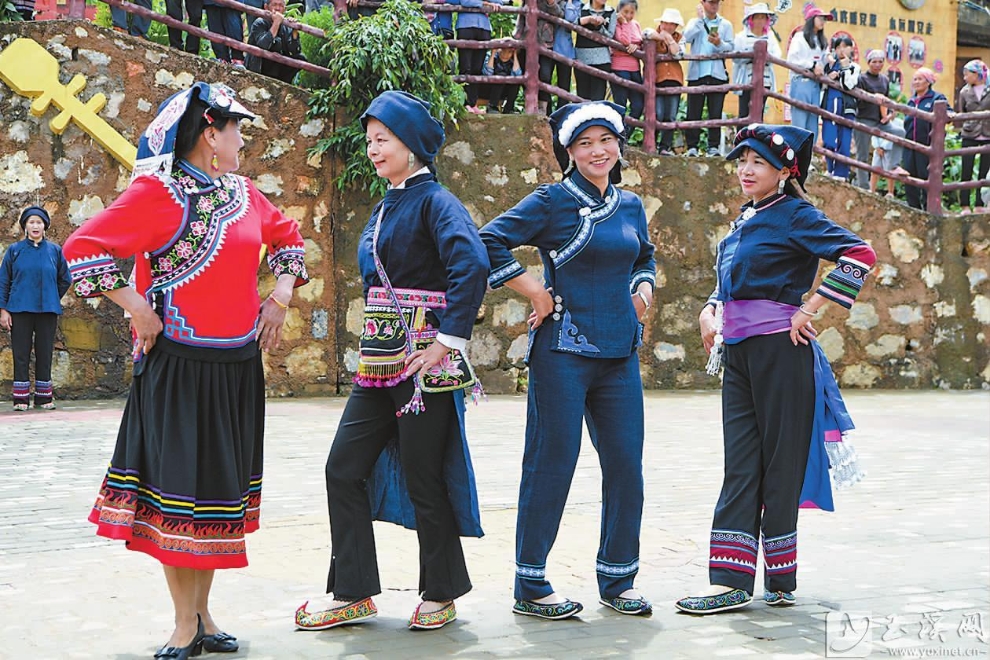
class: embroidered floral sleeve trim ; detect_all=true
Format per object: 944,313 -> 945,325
268,245 -> 309,282
68,254 -> 128,298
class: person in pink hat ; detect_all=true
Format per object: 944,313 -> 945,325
901,67 -> 947,209
785,3 -> 832,145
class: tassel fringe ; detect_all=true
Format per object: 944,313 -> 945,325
468,379 -> 487,405
825,436 -> 866,490
705,335 -> 724,376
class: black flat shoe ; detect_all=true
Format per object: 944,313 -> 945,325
154,614 -> 204,659
202,631 -> 238,653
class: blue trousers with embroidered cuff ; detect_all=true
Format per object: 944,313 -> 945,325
515,326 -> 645,601
709,333 -> 814,595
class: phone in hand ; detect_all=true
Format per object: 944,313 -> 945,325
707,24 -> 719,36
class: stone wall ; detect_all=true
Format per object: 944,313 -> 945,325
338,117 -> 990,392
2,20 -> 988,398
0,21 -> 336,397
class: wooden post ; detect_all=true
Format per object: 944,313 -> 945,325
67,0 -> 86,18
523,0 -> 540,114
926,99 -> 948,216
747,40 -> 767,124
641,39 -> 656,153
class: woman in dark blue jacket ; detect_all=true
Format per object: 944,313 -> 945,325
481,101 -> 656,620
901,68 -> 948,210
0,206 -> 71,410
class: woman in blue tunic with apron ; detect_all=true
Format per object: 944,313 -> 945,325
294,91 -> 489,632
481,101 -> 657,620
676,124 -> 873,615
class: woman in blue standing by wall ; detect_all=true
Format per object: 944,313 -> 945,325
481,100 -> 656,620
0,207 -> 71,411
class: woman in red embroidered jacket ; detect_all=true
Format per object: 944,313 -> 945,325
63,82 -> 308,659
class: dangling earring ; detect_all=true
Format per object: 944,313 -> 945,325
210,152 -> 220,172
778,179 -> 786,194
408,152 -> 416,170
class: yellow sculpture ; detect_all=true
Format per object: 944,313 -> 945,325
0,38 -> 137,169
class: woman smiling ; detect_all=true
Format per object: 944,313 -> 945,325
677,124 -> 873,615
481,101 -> 656,620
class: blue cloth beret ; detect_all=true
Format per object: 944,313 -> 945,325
360,91 -> 446,166
19,205 -> 51,230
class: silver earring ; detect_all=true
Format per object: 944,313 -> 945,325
778,179 -> 786,194
408,152 -> 416,170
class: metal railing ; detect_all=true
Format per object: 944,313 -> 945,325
73,0 -> 990,214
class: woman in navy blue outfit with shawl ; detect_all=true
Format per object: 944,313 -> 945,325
295,91 -> 489,632
676,124 -> 874,615
481,101 -> 657,620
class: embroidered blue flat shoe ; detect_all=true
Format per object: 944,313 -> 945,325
512,598 -> 583,620
764,591 -> 796,607
599,596 -> 653,616
675,588 -> 752,615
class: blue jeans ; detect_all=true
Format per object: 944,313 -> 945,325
655,80 -> 681,151
111,0 -> 152,37
789,76 -> 822,145
612,70 -> 644,127
204,5 -> 243,61
514,325 -> 645,601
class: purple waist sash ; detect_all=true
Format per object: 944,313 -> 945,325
722,299 -> 796,342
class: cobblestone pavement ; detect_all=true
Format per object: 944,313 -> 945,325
0,391 -> 988,660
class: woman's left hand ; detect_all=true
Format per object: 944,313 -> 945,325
789,311 -> 818,346
257,297 -> 288,351
626,43 -> 638,53
632,293 -> 648,320
405,340 -> 450,378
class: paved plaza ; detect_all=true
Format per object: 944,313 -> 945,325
1,391 -> 988,659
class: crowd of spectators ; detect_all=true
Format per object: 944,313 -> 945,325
9,0 -> 988,210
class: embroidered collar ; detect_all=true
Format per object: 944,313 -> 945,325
736,192 -> 787,226
568,170 -> 613,204
177,159 -> 217,185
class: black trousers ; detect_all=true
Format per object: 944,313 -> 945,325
902,148 -> 930,210
710,333 -> 814,594
960,137 -> 990,208
516,49 -> 555,105
166,0 -> 203,53
10,312 -> 57,405
574,62 -> 610,101
457,27 -> 490,107
686,76 -> 727,150
325,380 -> 471,601
204,6 -> 243,61
738,89 -> 767,123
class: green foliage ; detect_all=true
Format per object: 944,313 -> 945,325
297,6 -> 338,89
489,10 -> 516,38
1,0 -> 24,21
304,0 -> 466,196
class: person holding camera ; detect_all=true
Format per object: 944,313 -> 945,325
785,4 -> 830,146
820,35 -> 860,181
681,0 -> 734,157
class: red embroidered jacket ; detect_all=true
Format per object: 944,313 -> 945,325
64,162 -> 308,350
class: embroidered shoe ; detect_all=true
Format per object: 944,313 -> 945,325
599,595 -> 653,616
512,598 -> 583,620
764,591 -> 796,607
294,597 -> 377,630
675,588 -> 752,615
408,601 -> 456,630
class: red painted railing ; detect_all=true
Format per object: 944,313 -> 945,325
97,0 -> 990,215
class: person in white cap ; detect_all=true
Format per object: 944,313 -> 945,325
643,8 -> 685,155
732,2 -> 780,121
